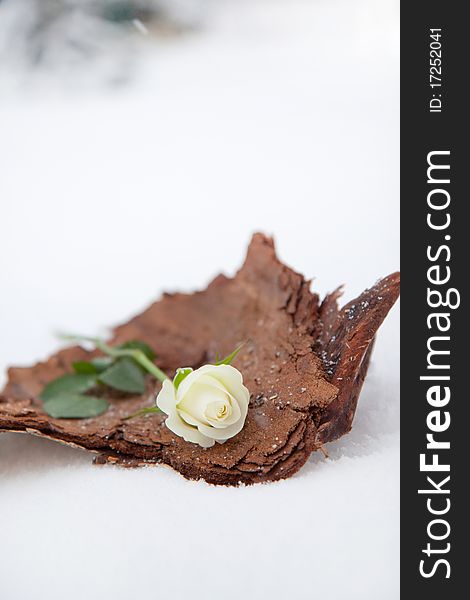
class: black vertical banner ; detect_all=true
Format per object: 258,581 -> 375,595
401,2 -> 465,597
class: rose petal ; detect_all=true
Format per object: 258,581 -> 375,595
178,381 -> 228,425
161,364 -> 250,447
178,408 -> 203,427
155,379 -> 177,415
197,416 -> 246,441
166,414 -> 215,448
157,379 -> 215,447
204,364 -> 246,398
182,374 -> 242,427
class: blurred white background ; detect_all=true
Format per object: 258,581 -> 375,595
0,1 -> 400,598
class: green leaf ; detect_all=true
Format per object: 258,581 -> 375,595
215,343 -> 244,366
43,393 -> 109,419
72,361 -> 99,375
90,357 -> 114,373
118,340 -> 156,361
40,374 -> 97,402
173,367 -> 193,390
124,406 -> 161,420
98,357 -> 146,394
72,358 -> 114,375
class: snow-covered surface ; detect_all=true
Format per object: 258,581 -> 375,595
0,1 -> 400,598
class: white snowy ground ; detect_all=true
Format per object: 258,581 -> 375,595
0,1 -> 399,598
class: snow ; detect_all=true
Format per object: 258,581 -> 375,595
0,1 -> 399,598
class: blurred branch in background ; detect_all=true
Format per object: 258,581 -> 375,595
0,0 -> 206,88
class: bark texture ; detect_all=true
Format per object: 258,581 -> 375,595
0,234 -> 400,485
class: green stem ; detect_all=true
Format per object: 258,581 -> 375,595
123,406 -> 161,420
61,334 -> 169,383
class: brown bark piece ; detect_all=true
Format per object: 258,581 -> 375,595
0,234 -> 400,485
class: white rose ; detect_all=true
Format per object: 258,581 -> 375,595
156,364 -> 250,448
